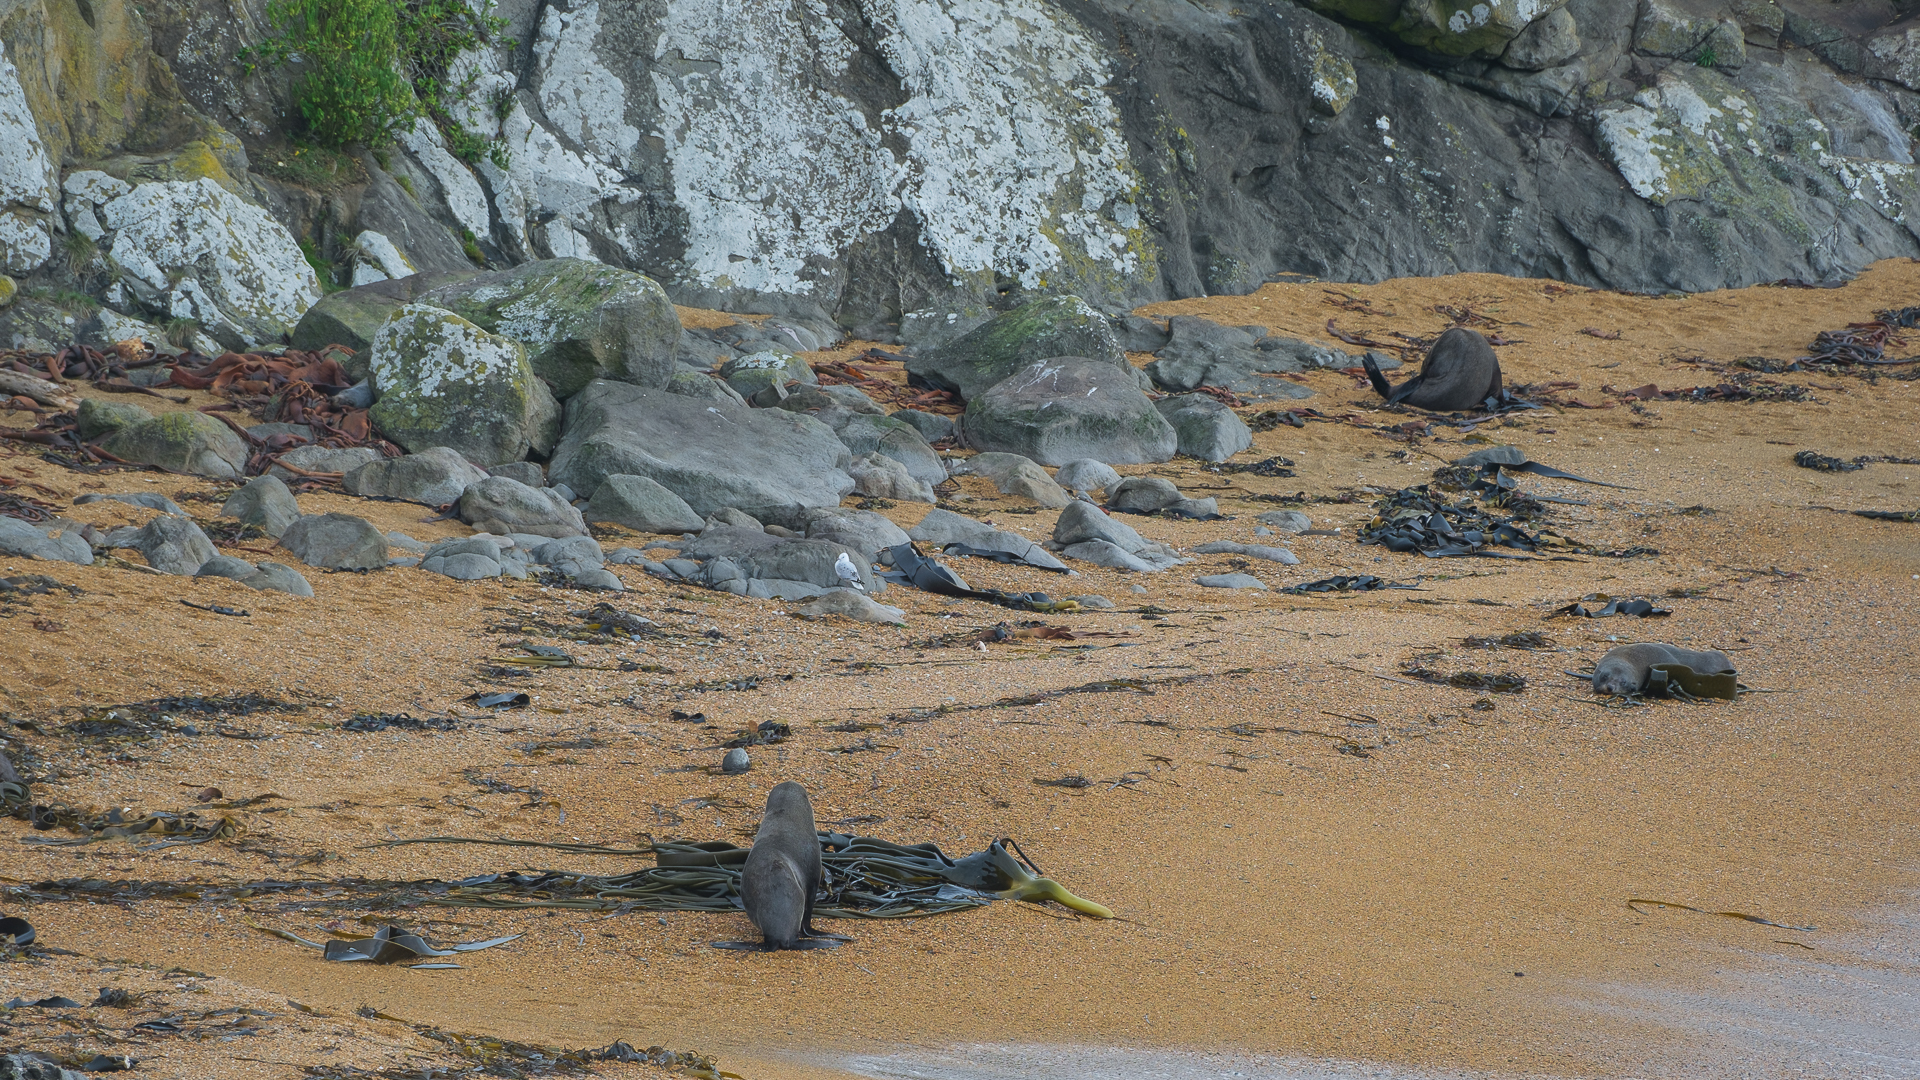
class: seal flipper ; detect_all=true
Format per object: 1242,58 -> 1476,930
1360,349 -> 1397,400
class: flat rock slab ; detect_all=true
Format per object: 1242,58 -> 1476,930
1197,573 -> 1267,589
548,380 -> 854,519
280,513 -> 388,570
343,447 -> 488,508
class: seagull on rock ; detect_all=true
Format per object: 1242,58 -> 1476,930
834,552 -> 865,591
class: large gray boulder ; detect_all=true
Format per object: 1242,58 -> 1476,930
459,477 -> 589,538
682,527 -> 875,592
222,475 -> 301,538
342,447 -> 488,507
99,413 -> 249,478
1155,394 -> 1253,461
790,507 -> 910,560
420,259 -> 683,398
962,357 -> 1177,467
906,296 -> 1127,401
103,515 -> 214,575
76,398 -> 153,440
367,304 -> 561,466
834,413 -> 945,488
289,270 -> 482,367
0,518 -> 92,565
279,513 -> 389,570
1143,318 -> 1343,401
1053,459 -> 1122,494
267,445 -> 381,480
583,474 -> 704,534
1052,501 -> 1185,571
547,380 -> 854,519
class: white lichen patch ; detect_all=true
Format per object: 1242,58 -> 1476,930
98,178 -> 320,346
369,304 -> 524,400
1819,152 -> 1915,216
650,0 -> 901,294
483,100 -> 637,254
1595,104 -> 1675,202
534,2 -> 640,168
0,41 -> 55,272
350,230 -> 416,285
870,0 -> 1143,289
398,121 -> 494,243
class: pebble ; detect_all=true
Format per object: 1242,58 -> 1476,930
721,748 -> 750,774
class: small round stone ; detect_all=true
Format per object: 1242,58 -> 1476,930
721,748 -> 751,774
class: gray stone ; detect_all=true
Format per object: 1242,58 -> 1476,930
459,477 -> 589,538
76,398 -> 153,439
795,588 -> 907,623
530,535 -> 606,578
420,258 -> 684,398
908,508 -> 1067,570
606,547 -> 649,565
238,561 -> 314,597
721,748 -> 751,774
835,413 -> 945,487
332,380 -> 376,409
1061,539 -> 1158,572
1069,593 -> 1115,609
571,567 -> 625,591
892,409 -> 957,444
108,515 -> 215,575
962,357 -> 1177,467
424,536 -> 511,561
194,554 -> 256,580
848,452 -> 935,503
1166,497 -> 1221,519
796,507 -> 911,560
343,447 -> 489,507
547,380 -> 855,518
386,531 -> 429,554
279,513 -> 389,570
664,370 -> 747,406
948,452 -> 1070,508
706,507 -> 763,531
487,461 -> 546,488
222,475 -> 301,538
248,422 -> 317,442
1114,315 -> 1173,353
289,271 -> 482,364
266,445 -> 382,481
817,384 -> 885,414
422,552 -> 504,580
584,474 -> 705,534
367,305 -> 561,467
720,350 -> 814,400
73,492 -> 186,516
1257,509 -> 1314,533
907,295 -> 1129,401
1501,6 -> 1580,69
1193,540 -> 1299,565
1197,572 -> 1266,589
0,1051 -> 90,1079
682,527 -> 876,591
1155,394 -> 1253,462
1052,501 -> 1185,571
1454,444 -> 1526,467
0,518 -> 92,565
1107,476 -> 1184,512
99,412 -> 249,478
1053,459 -> 1123,493
1144,318 -> 1335,401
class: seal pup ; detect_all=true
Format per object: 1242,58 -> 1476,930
1362,327 -> 1503,411
1592,643 -> 1735,697
727,781 -> 849,950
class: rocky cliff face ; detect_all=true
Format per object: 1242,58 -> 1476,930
2,0 -> 1919,348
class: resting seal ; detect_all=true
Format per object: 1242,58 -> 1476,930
1362,327 -> 1502,412
1592,643 -> 1735,697
732,781 -> 848,950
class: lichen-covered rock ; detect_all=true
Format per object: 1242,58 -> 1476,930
99,411 -> 249,478
279,512 -> 388,569
222,475 -> 301,538
583,474 -> 704,534
664,370 -> 747,406
0,42 -> 56,274
458,476 -> 589,538
720,350 -> 815,401
76,398 -> 153,440
420,258 -> 682,398
1298,25 -> 1357,116
96,178 -> 321,348
367,304 -> 561,466
1633,1 -> 1744,65
288,271 -> 482,364
962,357 -> 1176,467
547,380 -> 854,519
348,229 -> 416,286
907,296 -> 1128,401
1154,393 -> 1253,462
341,446 -> 488,507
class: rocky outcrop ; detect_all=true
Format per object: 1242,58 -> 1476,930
962,357 -> 1176,467
906,295 -> 1129,400
99,411 -> 249,477
366,304 -> 561,466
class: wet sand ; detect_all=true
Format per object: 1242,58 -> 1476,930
0,263 -> 1916,1079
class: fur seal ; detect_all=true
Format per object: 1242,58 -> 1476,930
1362,327 -> 1503,412
730,781 -> 849,950
1592,643 -> 1735,697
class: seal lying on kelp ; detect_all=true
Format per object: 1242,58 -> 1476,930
732,781 -> 849,950
1362,327 -> 1502,411
1592,643 -> 1736,697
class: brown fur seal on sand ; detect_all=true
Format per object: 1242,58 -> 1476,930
1362,327 -> 1502,412
728,781 -> 849,951
1592,643 -> 1735,697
